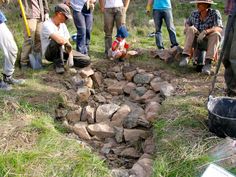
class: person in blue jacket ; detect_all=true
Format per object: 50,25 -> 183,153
146,0 -> 179,50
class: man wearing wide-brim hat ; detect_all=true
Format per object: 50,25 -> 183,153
179,0 -> 223,75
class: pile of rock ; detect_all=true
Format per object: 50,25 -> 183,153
55,62 -> 175,177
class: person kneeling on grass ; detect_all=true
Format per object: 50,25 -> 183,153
108,25 -> 129,61
0,8 -> 25,91
40,3 -> 90,74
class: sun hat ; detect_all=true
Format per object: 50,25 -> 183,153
116,25 -> 129,38
190,0 -> 217,5
55,3 -> 72,19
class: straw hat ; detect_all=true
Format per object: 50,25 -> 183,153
190,0 -> 217,5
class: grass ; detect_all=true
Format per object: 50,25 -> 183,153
0,0 -> 231,176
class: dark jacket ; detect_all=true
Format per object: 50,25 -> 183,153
23,0 -> 49,21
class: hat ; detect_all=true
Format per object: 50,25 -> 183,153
116,25 -> 129,38
190,0 -> 217,5
55,3 -> 72,19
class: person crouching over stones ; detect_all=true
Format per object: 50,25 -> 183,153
40,3 -> 91,74
179,0 -> 223,75
108,25 -> 129,62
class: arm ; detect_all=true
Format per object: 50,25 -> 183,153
205,26 -> 223,35
124,0 -> 130,11
99,0 -> 105,13
146,0 -> 153,16
50,33 -> 70,45
111,40 -> 119,51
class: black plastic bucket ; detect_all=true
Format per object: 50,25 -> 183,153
207,96 -> 236,138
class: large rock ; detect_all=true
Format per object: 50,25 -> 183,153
124,129 -> 150,142
150,77 -> 163,92
142,136 -> 155,154
123,70 -> 137,81
81,105 -> 95,123
71,74 -> 84,88
123,82 -> 136,95
145,101 -> 161,122
114,126 -> 124,143
160,81 -> 175,97
78,67 -> 94,78
73,122 -> 91,140
87,122 -> 115,138
76,86 -> 91,102
111,104 -> 131,127
91,71 -> 103,87
119,147 -> 141,158
107,81 -> 127,95
130,87 -> 147,102
104,78 -> 118,88
123,105 -> 144,128
66,108 -> 82,123
111,169 -> 129,177
133,73 -> 154,84
84,77 -> 93,88
96,104 -> 120,122
130,154 -> 153,177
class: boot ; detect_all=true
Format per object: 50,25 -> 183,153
202,59 -> 212,75
0,79 -> 12,91
3,73 -> 25,85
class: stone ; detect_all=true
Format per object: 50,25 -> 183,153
81,105 -> 95,123
115,72 -> 124,81
87,122 -> 115,139
107,81 -> 127,95
110,65 -> 122,73
114,126 -> 124,143
145,94 -> 162,104
73,122 -> 91,140
91,71 -> 103,87
107,72 -> 117,79
84,77 -> 93,88
77,86 -> 91,102
133,73 -> 154,84
145,101 -> 161,122
123,105 -> 144,128
66,108 -> 82,124
139,90 -> 156,102
96,104 -> 120,123
150,77 -> 163,92
55,108 -> 68,120
78,67 -> 94,78
119,147 -> 141,158
94,94 -> 106,103
111,104 -> 131,127
143,137 -> 155,155
111,169 -> 129,177
124,129 -> 150,142
104,78 -> 118,88
71,74 -> 84,88
123,82 -> 136,95
160,81 -> 175,97
123,70 -> 137,81
130,87 -> 147,102
130,154 -> 153,177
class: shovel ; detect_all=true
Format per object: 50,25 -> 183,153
18,0 -> 42,69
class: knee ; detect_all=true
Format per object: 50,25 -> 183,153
186,26 -> 198,34
208,32 -> 222,40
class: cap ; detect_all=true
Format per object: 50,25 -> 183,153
55,3 -> 72,20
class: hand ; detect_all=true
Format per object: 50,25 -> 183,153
44,13 -> 49,21
146,4 -> 151,16
197,30 -> 207,43
66,52 -> 74,67
65,0 -> 70,6
100,7 -> 105,13
65,42 -> 72,53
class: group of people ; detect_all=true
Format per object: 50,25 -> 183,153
0,0 -> 236,96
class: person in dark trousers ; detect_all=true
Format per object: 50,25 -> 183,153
66,0 -> 96,55
146,0 -> 179,50
223,0 -> 236,96
40,3 -> 90,74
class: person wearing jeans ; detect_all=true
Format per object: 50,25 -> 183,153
99,0 -> 130,58
66,0 -> 96,55
0,10 -> 25,90
146,0 -> 179,49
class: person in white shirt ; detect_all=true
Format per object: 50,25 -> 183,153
99,0 -> 130,59
40,3 -> 90,74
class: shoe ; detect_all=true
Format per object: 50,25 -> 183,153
179,55 -> 189,67
196,65 -> 204,73
20,63 -> 29,70
202,59 -> 212,75
3,74 -> 25,85
118,58 -> 125,62
0,80 -> 12,91
55,67 -> 65,74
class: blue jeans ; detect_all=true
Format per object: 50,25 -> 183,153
153,9 -> 178,49
73,9 -> 93,55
